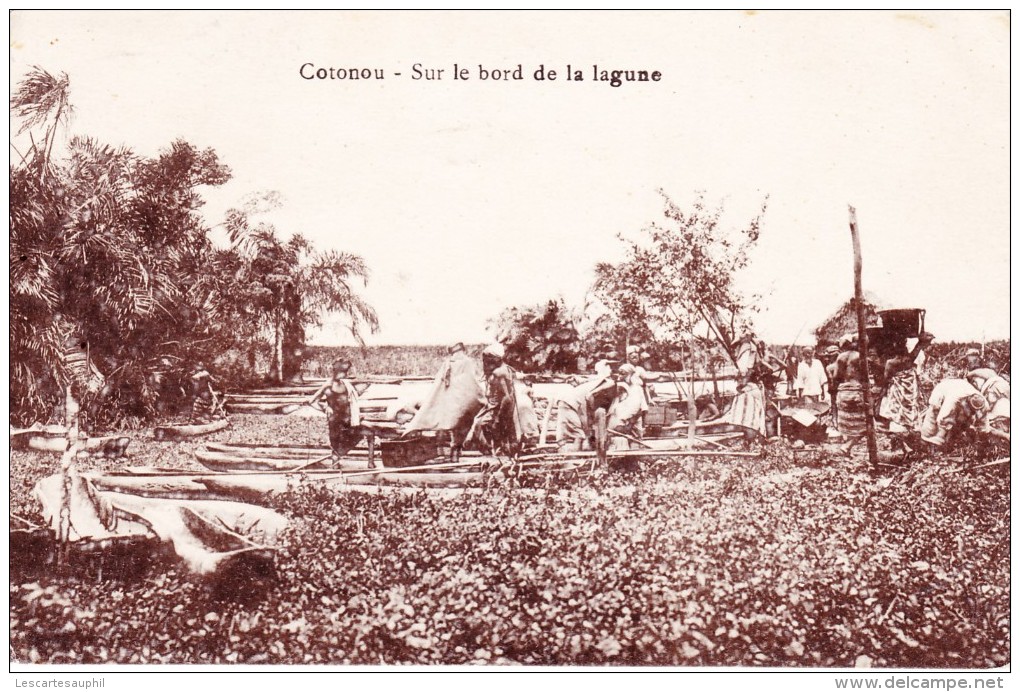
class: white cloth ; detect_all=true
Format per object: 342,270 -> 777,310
722,383 -> 766,435
796,358 -> 828,397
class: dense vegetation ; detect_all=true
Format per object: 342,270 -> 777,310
9,416 -> 1009,667
10,69 -> 377,428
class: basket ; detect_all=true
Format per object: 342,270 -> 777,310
878,309 -> 925,338
379,437 -> 440,468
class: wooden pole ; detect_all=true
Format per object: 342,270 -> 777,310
848,206 -> 879,468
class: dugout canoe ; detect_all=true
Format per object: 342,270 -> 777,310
88,472 -> 221,500
11,432 -> 132,457
194,447 -> 370,473
226,402 -> 296,414
103,457 -> 588,500
104,491 -> 283,581
153,418 -> 229,441
33,468 -> 285,588
206,441 -> 332,457
205,441 -> 482,461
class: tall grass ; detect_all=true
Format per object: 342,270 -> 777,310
302,344 -> 486,378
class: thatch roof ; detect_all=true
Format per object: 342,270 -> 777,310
813,292 -> 886,344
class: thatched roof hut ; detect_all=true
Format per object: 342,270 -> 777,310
813,292 -> 886,345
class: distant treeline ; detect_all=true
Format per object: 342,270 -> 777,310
301,340 -> 1009,379
301,344 -> 486,379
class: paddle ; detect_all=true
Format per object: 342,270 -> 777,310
290,453 -> 333,473
609,428 -> 654,449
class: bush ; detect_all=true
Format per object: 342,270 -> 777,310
8,424 -> 1009,666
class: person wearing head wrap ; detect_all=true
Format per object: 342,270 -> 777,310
919,378 -> 1009,451
470,343 -> 530,456
608,362 -> 646,434
961,348 -> 984,373
308,359 -> 362,466
966,368 -> 1010,434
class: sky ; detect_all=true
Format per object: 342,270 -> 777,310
9,11 -> 1012,347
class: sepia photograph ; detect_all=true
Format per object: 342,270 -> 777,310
8,9 -> 1010,683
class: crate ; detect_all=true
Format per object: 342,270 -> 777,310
379,437 -> 440,468
645,404 -> 678,428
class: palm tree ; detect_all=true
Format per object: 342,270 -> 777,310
11,67 -> 233,424
218,217 -> 379,382
10,67 -> 72,174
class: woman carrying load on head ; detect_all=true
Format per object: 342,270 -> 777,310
308,359 -> 362,467
879,331 -> 935,450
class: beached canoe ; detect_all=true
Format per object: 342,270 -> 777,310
194,447 -> 370,473
206,441 -> 333,457
88,473 -> 220,500
11,432 -> 131,457
199,463 -> 585,496
225,402 -> 295,414
34,472 -> 285,587
154,418 -> 229,441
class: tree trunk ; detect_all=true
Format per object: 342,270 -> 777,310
686,343 -> 697,444
274,312 -> 284,383
848,206 -> 879,468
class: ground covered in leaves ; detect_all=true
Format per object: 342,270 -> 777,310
9,415 -> 1010,667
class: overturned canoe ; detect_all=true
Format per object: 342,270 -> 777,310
154,418 -> 229,441
34,471 -> 285,587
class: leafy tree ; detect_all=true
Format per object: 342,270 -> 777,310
10,68 -> 231,425
590,190 -> 768,437
490,299 -> 581,373
213,201 -> 380,383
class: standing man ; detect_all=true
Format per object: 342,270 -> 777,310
625,345 -> 651,437
784,347 -> 800,399
471,344 -> 525,457
795,346 -> 828,404
308,359 -> 362,467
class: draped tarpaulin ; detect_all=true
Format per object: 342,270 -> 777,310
403,352 -> 485,435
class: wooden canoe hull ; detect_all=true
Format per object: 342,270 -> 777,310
13,434 -> 131,457
195,448 -> 369,473
89,473 -> 219,500
206,442 -> 332,457
154,418 -> 229,441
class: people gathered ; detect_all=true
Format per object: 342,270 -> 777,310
303,323 -> 1006,467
